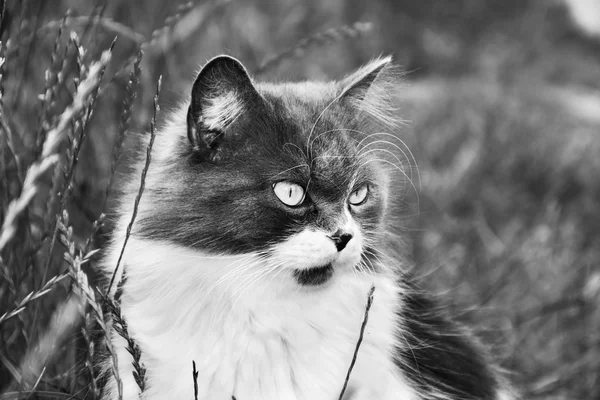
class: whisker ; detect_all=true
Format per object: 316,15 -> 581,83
206,257 -> 269,323
360,157 -> 420,212
199,255 -> 259,300
358,140 -> 416,183
356,259 -> 375,282
307,91 -> 350,159
365,247 -> 406,276
357,132 -> 421,191
228,261 -> 284,315
283,142 -> 308,159
359,147 -> 409,179
359,147 -> 417,203
267,163 -> 310,181
308,128 -> 351,149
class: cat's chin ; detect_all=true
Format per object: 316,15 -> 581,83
292,263 -> 334,286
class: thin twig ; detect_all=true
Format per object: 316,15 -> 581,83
107,75 -> 162,294
256,21 -> 373,75
192,361 -> 199,400
338,285 -> 375,400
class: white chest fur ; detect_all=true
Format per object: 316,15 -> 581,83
102,239 -> 416,400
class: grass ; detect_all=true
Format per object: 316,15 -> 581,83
1,0 -> 599,399
402,77 -> 600,399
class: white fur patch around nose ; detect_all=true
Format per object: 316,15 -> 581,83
271,225 -> 363,271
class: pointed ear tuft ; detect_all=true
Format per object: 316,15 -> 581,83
187,55 -> 260,158
340,56 -> 392,100
339,56 -> 402,128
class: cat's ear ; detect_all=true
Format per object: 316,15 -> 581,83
187,55 -> 260,156
339,56 -> 399,128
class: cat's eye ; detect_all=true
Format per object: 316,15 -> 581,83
273,181 -> 306,207
349,184 -> 369,206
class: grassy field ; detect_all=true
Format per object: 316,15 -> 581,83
1,0 -> 599,398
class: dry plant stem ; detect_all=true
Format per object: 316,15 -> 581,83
79,3 -> 108,50
5,15 -> 143,60
0,349 -> 22,387
0,106 -> 22,185
0,103 -> 24,187
58,214 -> 124,400
192,361 -> 199,400
35,10 -> 70,155
0,50 -> 112,253
0,270 -> 70,326
42,31 -> 85,229
15,294 -> 81,391
148,1 -> 196,47
94,296 -> 124,400
0,1 -> 6,33
84,213 -> 105,253
28,35 -> 112,352
146,0 -> 233,55
105,294 -> 146,393
104,50 -> 143,205
338,285 -> 375,400
11,0 -> 48,110
81,315 -> 99,399
17,211 -> 81,390
9,2 -> 218,63
27,366 -> 46,398
61,216 -> 100,398
39,35 -> 112,260
256,21 -> 373,74
0,42 -> 20,187
107,75 -> 162,294
26,42 -> 112,357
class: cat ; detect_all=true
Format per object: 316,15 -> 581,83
100,55 -> 516,400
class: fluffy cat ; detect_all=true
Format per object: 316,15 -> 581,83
100,55 -> 516,400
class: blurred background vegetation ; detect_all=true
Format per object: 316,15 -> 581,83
1,0 -> 599,398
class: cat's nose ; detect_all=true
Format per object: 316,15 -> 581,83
329,230 -> 353,252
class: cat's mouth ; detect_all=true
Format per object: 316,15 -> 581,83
293,263 -> 334,286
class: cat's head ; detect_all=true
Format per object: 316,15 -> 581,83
136,55 -> 407,287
